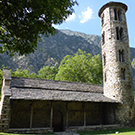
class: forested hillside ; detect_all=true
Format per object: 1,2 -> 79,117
0,30 -> 101,73
0,29 -> 134,89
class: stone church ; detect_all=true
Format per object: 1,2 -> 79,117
0,2 -> 134,134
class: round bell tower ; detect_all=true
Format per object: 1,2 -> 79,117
99,2 -> 135,125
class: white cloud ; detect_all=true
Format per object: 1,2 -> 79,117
66,13 -> 76,22
52,24 -> 59,29
79,7 -> 93,23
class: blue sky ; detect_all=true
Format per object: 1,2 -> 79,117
54,0 -> 135,48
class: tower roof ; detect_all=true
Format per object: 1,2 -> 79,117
98,2 -> 127,17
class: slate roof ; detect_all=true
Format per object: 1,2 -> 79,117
10,77 -> 103,93
10,77 -> 119,103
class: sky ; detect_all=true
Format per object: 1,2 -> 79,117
53,0 -> 135,48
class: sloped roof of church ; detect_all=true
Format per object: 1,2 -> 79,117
10,77 -> 119,103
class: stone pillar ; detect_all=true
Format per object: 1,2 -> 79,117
66,102 -> 68,128
30,102 -> 33,129
50,101 -> 53,128
83,103 -> 86,126
113,104 -> 116,124
99,102 -> 103,125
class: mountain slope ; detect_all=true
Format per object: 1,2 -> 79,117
0,30 -> 102,73
0,29 -> 134,90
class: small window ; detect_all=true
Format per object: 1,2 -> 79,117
121,68 -> 125,80
114,9 -> 117,20
101,14 -> 104,26
105,72 -> 107,82
116,27 -> 119,40
119,50 -> 124,62
102,31 -> 105,45
103,54 -> 106,66
129,111 -> 131,117
120,27 -> 123,40
116,27 -> 124,41
118,10 -> 121,21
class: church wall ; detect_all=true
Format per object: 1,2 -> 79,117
68,102 -> 84,126
85,102 -> 100,125
53,101 -> 66,131
10,100 -> 51,128
32,100 -> 51,128
103,103 -> 115,125
10,100 -> 31,128
0,69 -> 12,132
9,99 -> 115,131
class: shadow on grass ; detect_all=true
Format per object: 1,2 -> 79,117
78,128 -> 135,135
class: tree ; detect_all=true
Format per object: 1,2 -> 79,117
30,73 -> 38,79
132,58 -> 135,69
11,69 -> 31,78
55,49 -> 103,84
10,66 -> 58,80
0,69 -> 2,93
0,0 -> 78,55
38,66 -> 58,80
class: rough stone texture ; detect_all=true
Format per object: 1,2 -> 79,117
8,128 -> 53,134
65,124 -> 121,132
0,69 -> 11,132
8,125 -> 121,134
99,2 -> 135,125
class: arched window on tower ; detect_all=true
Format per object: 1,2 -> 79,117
116,27 -> 119,40
119,50 -> 124,62
120,27 -> 124,40
114,9 -> 122,21
118,10 -> 121,21
114,8 -> 117,20
116,27 -> 124,41
101,14 -> 104,26
121,68 -> 125,80
102,31 -> 105,45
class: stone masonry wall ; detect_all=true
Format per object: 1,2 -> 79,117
65,124 -> 121,132
0,69 -> 11,132
99,2 -> 135,125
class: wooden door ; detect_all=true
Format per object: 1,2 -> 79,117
53,110 -> 63,132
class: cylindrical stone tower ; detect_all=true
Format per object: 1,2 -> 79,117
99,2 -> 135,125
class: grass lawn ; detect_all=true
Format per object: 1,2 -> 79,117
78,128 -> 135,135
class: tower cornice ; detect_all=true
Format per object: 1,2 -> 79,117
98,2 -> 127,17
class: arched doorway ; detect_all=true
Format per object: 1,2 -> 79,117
53,110 -> 63,132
